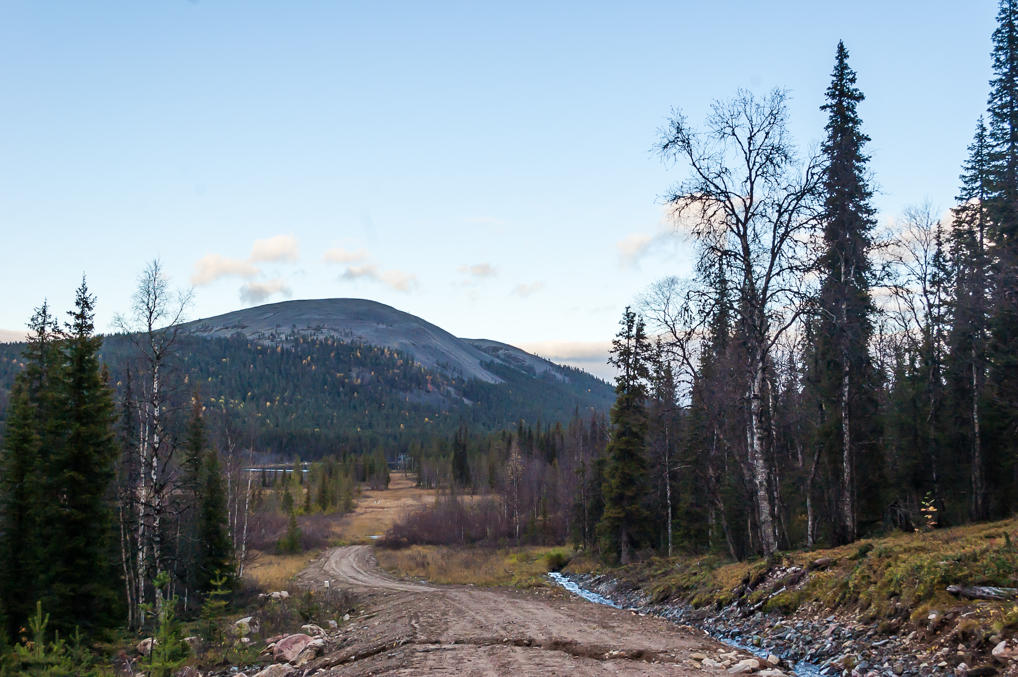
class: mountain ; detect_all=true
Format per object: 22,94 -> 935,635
0,299 -> 614,458
182,298 -> 534,384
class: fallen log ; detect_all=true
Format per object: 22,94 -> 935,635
946,584 -> 1018,601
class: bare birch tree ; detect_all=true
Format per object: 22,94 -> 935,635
658,89 -> 821,556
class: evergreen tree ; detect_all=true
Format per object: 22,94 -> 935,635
985,0 -> 1018,512
597,308 -> 652,564
41,279 -> 121,635
196,447 -> 234,594
451,425 -> 471,489
813,41 -> 879,544
948,119 -> 992,520
0,303 -> 62,639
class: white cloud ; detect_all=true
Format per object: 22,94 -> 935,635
458,263 -> 496,278
616,234 -> 655,266
512,281 -> 545,297
239,279 -> 292,305
191,254 -> 259,286
519,340 -> 611,363
0,329 -> 27,343
323,247 -> 369,264
250,234 -> 299,262
342,264 -> 418,292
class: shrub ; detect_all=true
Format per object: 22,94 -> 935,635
544,551 -> 570,572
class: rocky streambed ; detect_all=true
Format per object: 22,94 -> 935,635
550,571 -> 1007,676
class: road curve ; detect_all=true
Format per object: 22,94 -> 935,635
295,545 -> 764,676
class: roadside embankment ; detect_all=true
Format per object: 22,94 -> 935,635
558,520 -> 1018,676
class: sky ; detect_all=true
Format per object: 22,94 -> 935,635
0,1 -> 1000,379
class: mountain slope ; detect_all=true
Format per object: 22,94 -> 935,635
0,299 -> 614,457
181,299 -> 566,385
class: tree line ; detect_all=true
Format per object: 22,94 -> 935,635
601,3 -> 1018,562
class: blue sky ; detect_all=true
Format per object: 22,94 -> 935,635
0,1 -> 999,378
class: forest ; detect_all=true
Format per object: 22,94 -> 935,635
388,3 -> 1018,567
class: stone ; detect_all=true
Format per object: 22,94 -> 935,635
293,639 -> 324,667
766,653 -> 782,666
273,633 -> 313,663
892,662 -> 905,675
327,619 -> 339,630
702,657 -> 725,669
690,652 -> 708,661
252,666 -> 294,677
726,664 -> 754,674
300,623 -> 326,636
342,613 -> 350,621
234,616 -> 259,636
173,667 -> 201,677
757,671 -> 786,677
137,637 -> 157,656
992,640 -> 1013,660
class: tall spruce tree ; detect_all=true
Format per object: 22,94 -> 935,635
0,303 -> 62,639
597,308 -> 652,564
814,41 -> 878,544
42,279 -> 120,634
196,445 -> 234,594
948,119 -> 992,520
986,0 -> 1018,512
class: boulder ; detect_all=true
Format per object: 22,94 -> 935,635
327,619 -> 339,631
293,639 -> 325,667
252,666 -> 294,677
234,616 -> 259,636
137,637 -> 157,656
273,633 -> 313,663
300,623 -> 326,637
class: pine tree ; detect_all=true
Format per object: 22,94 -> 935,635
814,41 -> 879,544
41,279 -> 121,635
451,426 -> 471,489
948,119 -> 992,520
196,447 -> 234,594
597,308 -> 652,564
985,0 -> 1018,512
0,303 -> 62,639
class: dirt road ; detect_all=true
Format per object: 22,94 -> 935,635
296,545 -> 754,676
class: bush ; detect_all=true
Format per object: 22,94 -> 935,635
544,551 -> 570,572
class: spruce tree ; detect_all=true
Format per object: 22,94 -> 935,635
597,308 -> 652,564
0,303 -> 62,639
41,279 -> 120,635
196,447 -> 234,594
985,0 -> 1018,512
948,119 -> 992,520
813,41 -> 879,544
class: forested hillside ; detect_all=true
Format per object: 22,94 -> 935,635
0,328 -> 612,459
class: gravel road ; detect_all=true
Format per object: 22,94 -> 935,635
294,545 -> 743,676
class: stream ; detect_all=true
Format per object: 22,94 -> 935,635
547,571 -> 825,676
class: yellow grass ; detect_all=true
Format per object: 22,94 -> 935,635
376,545 -> 573,588
243,549 -> 321,590
329,474 -> 440,543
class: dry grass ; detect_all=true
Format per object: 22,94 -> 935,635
243,549 -> 322,591
329,474 -> 439,543
376,545 -> 573,588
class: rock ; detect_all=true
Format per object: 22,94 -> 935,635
342,613 -> 350,621
234,616 -> 259,636
273,633 -> 313,663
137,637 -> 157,656
293,639 -> 324,667
991,640 -> 1016,660
757,670 -> 787,677
702,657 -> 725,669
252,666 -> 294,677
690,652 -> 708,661
239,636 -> 251,646
174,667 -> 201,677
327,619 -> 339,630
892,662 -> 905,675
300,623 -> 326,637
766,653 -> 782,666
727,661 -> 756,674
